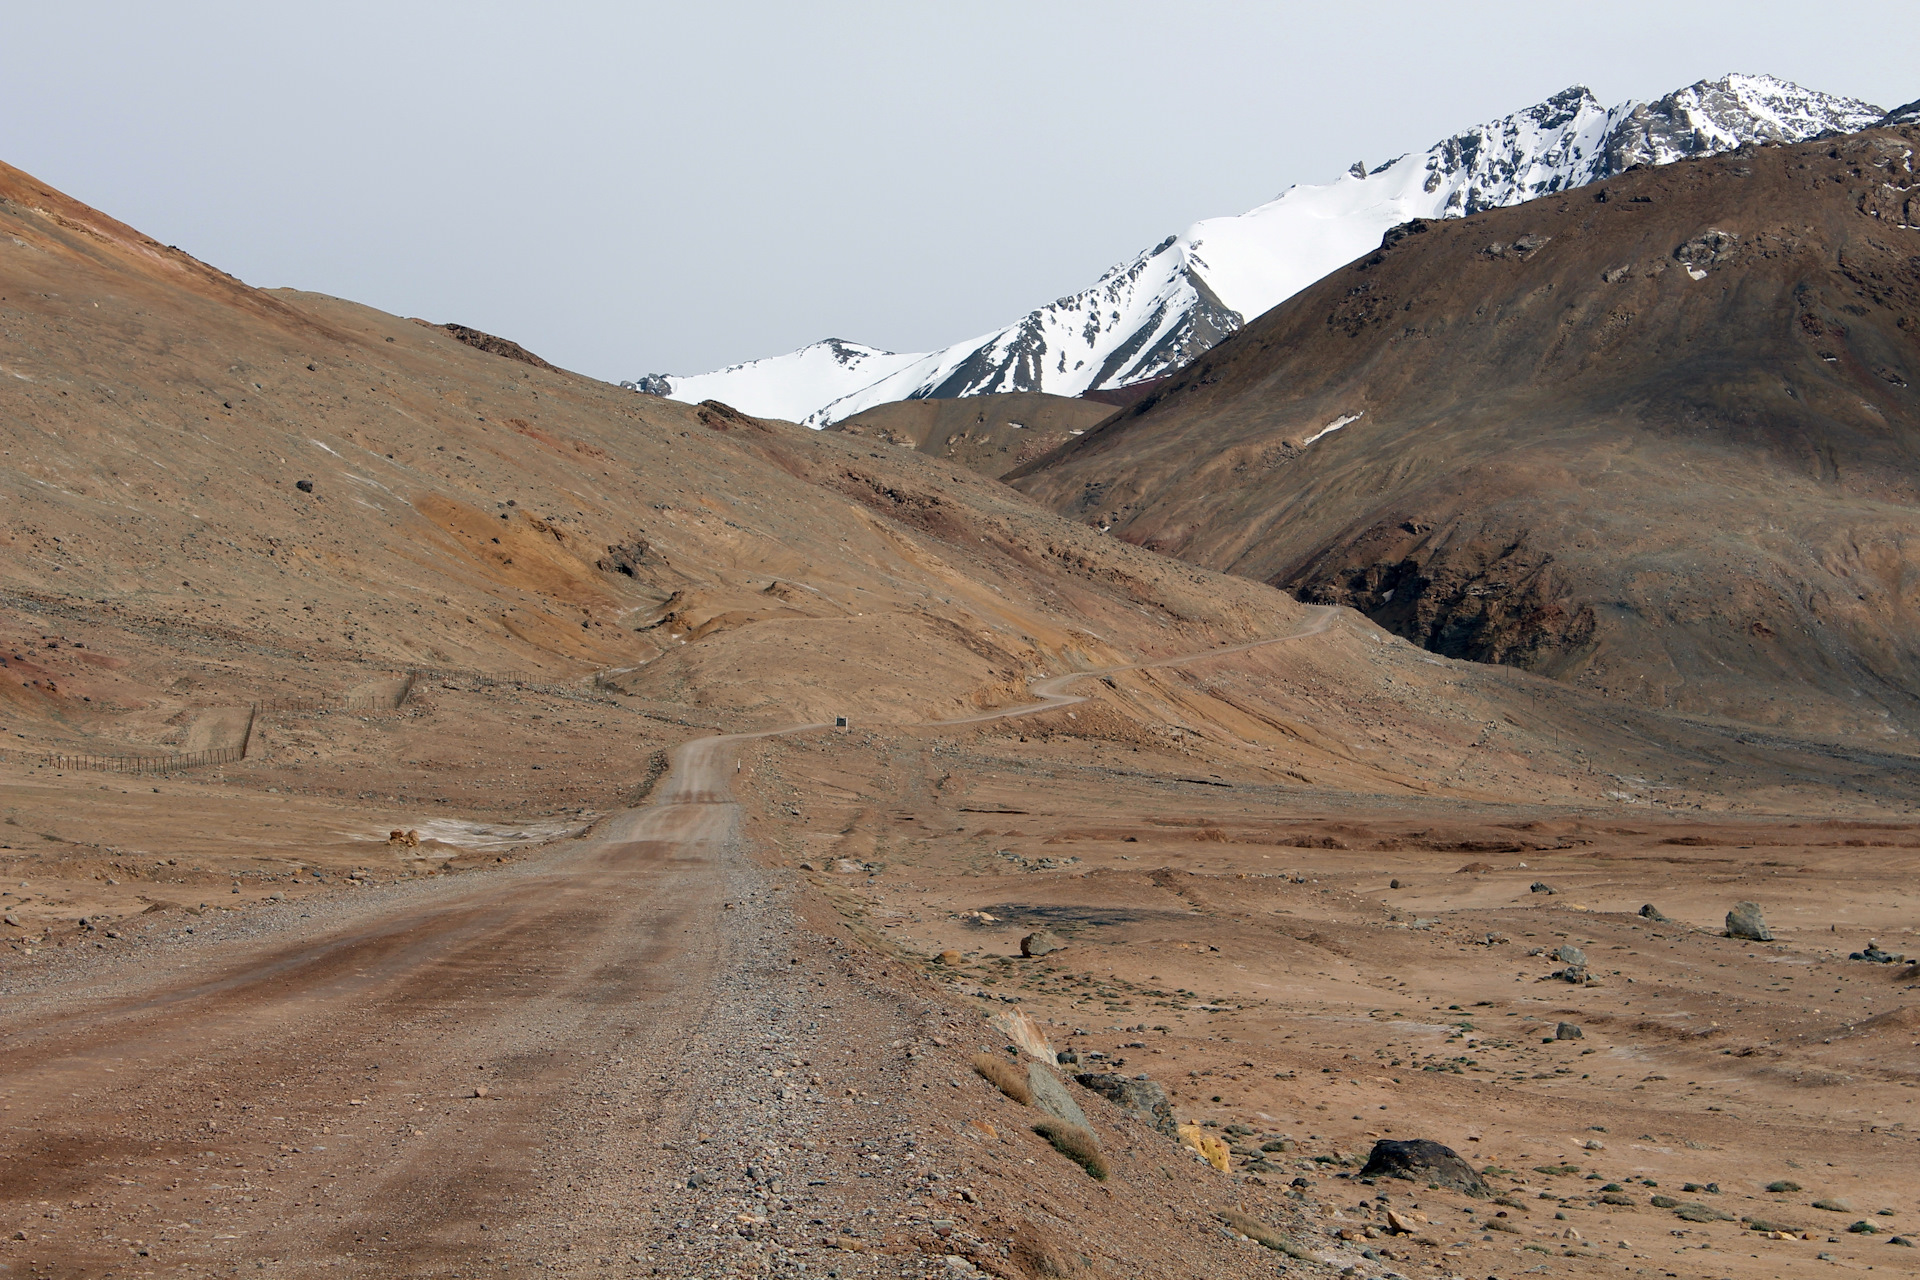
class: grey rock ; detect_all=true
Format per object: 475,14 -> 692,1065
1074,1072 -> 1175,1136
1357,1138 -> 1491,1198
1530,881 -> 1557,895
1555,945 -> 1587,968
1021,930 -> 1067,957
1026,1064 -> 1088,1130
1638,903 -> 1671,922
1555,1021 -> 1583,1040
1726,901 -> 1773,941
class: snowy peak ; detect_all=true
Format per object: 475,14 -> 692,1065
621,338 -> 923,425
1608,73 -> 1885,170
634,74 -> 1886,426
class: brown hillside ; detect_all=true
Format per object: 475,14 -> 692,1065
1011,125 -> 1920,739
828,390 -> 1116,477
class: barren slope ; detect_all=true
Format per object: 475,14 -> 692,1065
8,158 -> 1920,1280
828,392 -> 1116,479
1011,125 -> 1920,740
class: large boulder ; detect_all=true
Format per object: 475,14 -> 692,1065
1075,1073 -> 1177,1136
1726,901 -> 1773,941
1021,930 -> 1067,957
1026,1064 -> 1089,1130
1358,1139 -> 1491,1197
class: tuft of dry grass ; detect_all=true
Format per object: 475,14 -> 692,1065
1032,1118 -> 1108,1180
972,1052 -> 1033,1105
1217,1209 -> 1312,1260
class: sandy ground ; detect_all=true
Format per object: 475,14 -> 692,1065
6,618 -> 1917,1280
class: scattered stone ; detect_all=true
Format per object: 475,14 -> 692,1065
1891,1236 -> 1914,1247
1726,901 -> 1773,941
935,949 -> 961,966
1388,878 -> 1402,889
295,479 -> 314,493
1020,929 -> 1066,957
1554,1021 -> 1583,1040
1638,903 -> 1671,922
1849,940 -> 1906,964
470,1084 -> 489,1098
1530,882 -> 1557,895
1358,1139 -> 1491,1198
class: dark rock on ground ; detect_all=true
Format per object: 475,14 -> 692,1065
1021,929 -> 1067,957
1075,1072 -> 1176,1136
1726,901 -> 1773,941
1639,903 -> 1671,922
1357,1138 -> 1491,1197
1530,882 -> 1557,895
1555,1021 -> 1583,1039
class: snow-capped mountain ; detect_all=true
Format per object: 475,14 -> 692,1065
631,74 -> 1885,426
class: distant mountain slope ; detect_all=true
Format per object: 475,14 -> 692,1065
632,74 -> 1883,426
1007,122 -> 1920,740
826,391 -> 1115,478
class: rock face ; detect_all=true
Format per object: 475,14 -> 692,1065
1727,902 -> 1774,941
1025,1065 -> 1090,1130
1075,1073 -> 1177,1136
1358,1139 -> 1492,1197
1012,122 -> 1920,738
1021,929 -> 1068,957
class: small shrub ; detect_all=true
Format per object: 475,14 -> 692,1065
1650,1195 -> 1680,1209
972,1053 -> 1032,1105
1032,1119 -> 1108,1180
1218,1210 -> 1312,1260
1766,1180 -> 1801,1193
1674,1203 -> 1734,1223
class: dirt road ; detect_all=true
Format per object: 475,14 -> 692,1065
0,617 -> 1339,1277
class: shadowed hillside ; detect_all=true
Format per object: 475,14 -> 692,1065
1010,124 -> 1920,740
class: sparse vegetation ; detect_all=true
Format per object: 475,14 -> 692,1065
1032,1118 -> 1108,1180
972,1052 -> 1033,1105
1217,1209 -> 1311,1259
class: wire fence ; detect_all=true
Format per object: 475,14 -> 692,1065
0,744 -> 246,775
2,667 -> 605,776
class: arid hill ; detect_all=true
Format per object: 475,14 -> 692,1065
9,154 -> 1920,1280
1010,124 -> 1920,740
828,390 -> 1115,477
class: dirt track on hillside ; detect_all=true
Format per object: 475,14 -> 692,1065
0,621 -> 1339,1278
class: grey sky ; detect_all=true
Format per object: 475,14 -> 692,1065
4,2 -> 1914,382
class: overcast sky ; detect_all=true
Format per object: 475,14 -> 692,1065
4,2 -> 1914,381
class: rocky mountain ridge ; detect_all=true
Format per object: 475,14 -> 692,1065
635,73 -> 1886,425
